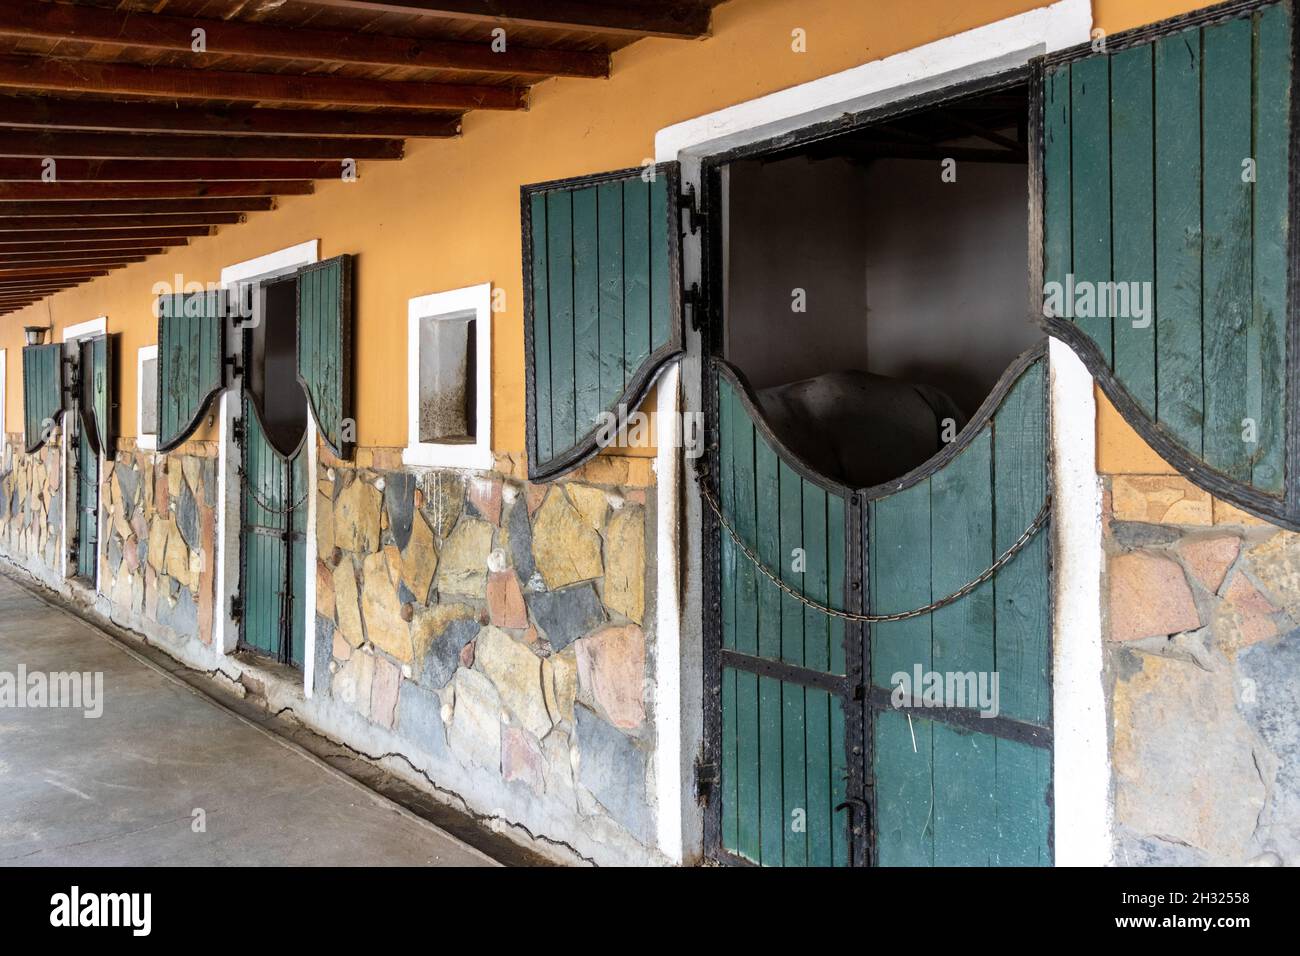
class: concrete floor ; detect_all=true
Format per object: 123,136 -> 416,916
0,573 -> 495,866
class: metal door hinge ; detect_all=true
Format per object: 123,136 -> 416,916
62,355 -> 80,397
684,283 -> 703,332
680,183 -> 705,234
230,593 -> 243,621
694,755 -> 718,808
231,418 -> 245,447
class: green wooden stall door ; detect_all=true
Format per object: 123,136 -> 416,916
81,334 -> 115,457
709,349 -> 1052,867
524,164 -> 684,480
73,335 -> 114,585
239,395 -> 307,667
1043,1 -> 1293,516
295,255 -> 354,460
157,290 -> 227,452
22,343 -> 63,453
869,354 -> 1052,866
75,420 -> 99,585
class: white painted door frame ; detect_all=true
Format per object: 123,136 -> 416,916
60,316 -> 108,593
217,240 -> 320,693
651,0 -> 1110,865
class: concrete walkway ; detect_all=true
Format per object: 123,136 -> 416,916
0,573 -> 494,866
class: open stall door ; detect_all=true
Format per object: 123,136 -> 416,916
1039,0 -> 1297,526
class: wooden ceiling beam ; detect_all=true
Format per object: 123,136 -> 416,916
0,97 -> 462,139
0,254 -> 150,267
300,1 -> 712,38
0,281 -> 107,293
0,56 -> 526,111
0,266 -> 120,279
0,159 -> 348,182
0,238 -> 189,254
0,199 -> 274,216
0,227 -> 212,243
0,182 -> 313,200
0,129 -> 404,161
0,213 -> 244,231
0,5 -> 608,79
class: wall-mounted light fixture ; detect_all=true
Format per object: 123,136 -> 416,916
23,326 -> 50,346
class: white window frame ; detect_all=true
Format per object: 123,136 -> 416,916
136,344 -> 158,451
651,0 -> 1105,866
402,282 -> 493,471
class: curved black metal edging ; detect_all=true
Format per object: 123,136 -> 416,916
241,386 -> 309,463
522,162 -> 685,482
23,410 -> 64,455
710,357 -> 856,501
710,339 -> 1048,504
1043,318 -> 1300,531
855,340 -> 1049,501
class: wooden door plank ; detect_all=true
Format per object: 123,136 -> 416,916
992,361 -> 1050,726
529,193 -> 552,464
1201,16 -> 1254,482
719,381 -> 739,854
732,391 -> 760,863
874,708 -> 934,866
1110,44 -> 1157,414
622,177 -> 651,381
545,191 -> 576,456
755,438 -> 784,865
1154,28 -> 1205,454
1043,65 -> 1072,306
801,482 -> 832,867
992,737 -> 1052,865
571,186 -> 601,440
1070,55 -> 1113,364
777,459 -> 807,866
869,480 -> 932,687
1252,3 -> 1291,493
596,181 -> 625,413
649,173 -> 672,351
931,430 -> 995,678
933,724 -> 997,866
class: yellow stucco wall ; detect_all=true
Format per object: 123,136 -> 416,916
0,0 -> 1219,473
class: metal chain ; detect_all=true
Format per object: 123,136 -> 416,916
237,467 -> 308,516
698,472 -> 1050,624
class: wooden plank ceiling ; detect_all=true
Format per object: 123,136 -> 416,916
0,0 -> 717,316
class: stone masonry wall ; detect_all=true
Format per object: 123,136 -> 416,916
1104,474 -> 1300,865
1,431 -> 221,645
312,447 -> 659,861
0,432 -> 63,578
1,429 -> 662,865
